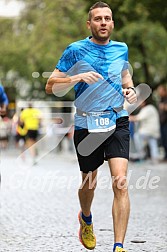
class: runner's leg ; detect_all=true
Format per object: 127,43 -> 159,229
78,170 -> 97,216
108,157 -> 130,244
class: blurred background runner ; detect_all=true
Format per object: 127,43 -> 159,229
20,103 -> 42,165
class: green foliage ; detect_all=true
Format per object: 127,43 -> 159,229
0,0 -> 166,102
0,0 -> 88,100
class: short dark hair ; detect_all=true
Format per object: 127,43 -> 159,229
88,1 -> 112,21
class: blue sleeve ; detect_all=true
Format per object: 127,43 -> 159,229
56,45 -> 77,74
123,47 -> 129,71
0,85 -> 9,105
125,46 -> 129,61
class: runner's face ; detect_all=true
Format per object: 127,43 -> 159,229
87,7 -> 114,45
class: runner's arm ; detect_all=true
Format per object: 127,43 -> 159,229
45,69 -> 103,94
121,69 -> 137,104
122,69 -> 134,88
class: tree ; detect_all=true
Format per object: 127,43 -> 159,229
0,0 -> 166,103
0,0 -> 89,100
15,0 -> 89,100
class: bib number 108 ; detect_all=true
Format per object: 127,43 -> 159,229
95,117 -> 110,126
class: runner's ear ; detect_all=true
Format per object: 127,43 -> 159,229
87,21 -> 91,30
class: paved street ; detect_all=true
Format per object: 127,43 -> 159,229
0,147 -> 167,252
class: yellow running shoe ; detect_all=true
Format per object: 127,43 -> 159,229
78,211 -> 96,250
115,246 -> 127,252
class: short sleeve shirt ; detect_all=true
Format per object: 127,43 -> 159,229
56,37 -> 129,129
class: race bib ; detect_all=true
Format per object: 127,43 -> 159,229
87,111 -> 116,133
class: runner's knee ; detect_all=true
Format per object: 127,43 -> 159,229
112,176 -> 128,195
80,174 -> 97,191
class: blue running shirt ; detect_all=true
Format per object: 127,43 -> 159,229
56,36 -> 129,129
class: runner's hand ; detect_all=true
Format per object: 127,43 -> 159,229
123,88 -> 137,104
79,71 -> 103,84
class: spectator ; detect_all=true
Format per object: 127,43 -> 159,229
157,85 -> 167,162
130,98 -> 160,163
0,115 -> 11,149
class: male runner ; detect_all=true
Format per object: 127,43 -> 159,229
45,2 -> 137,251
